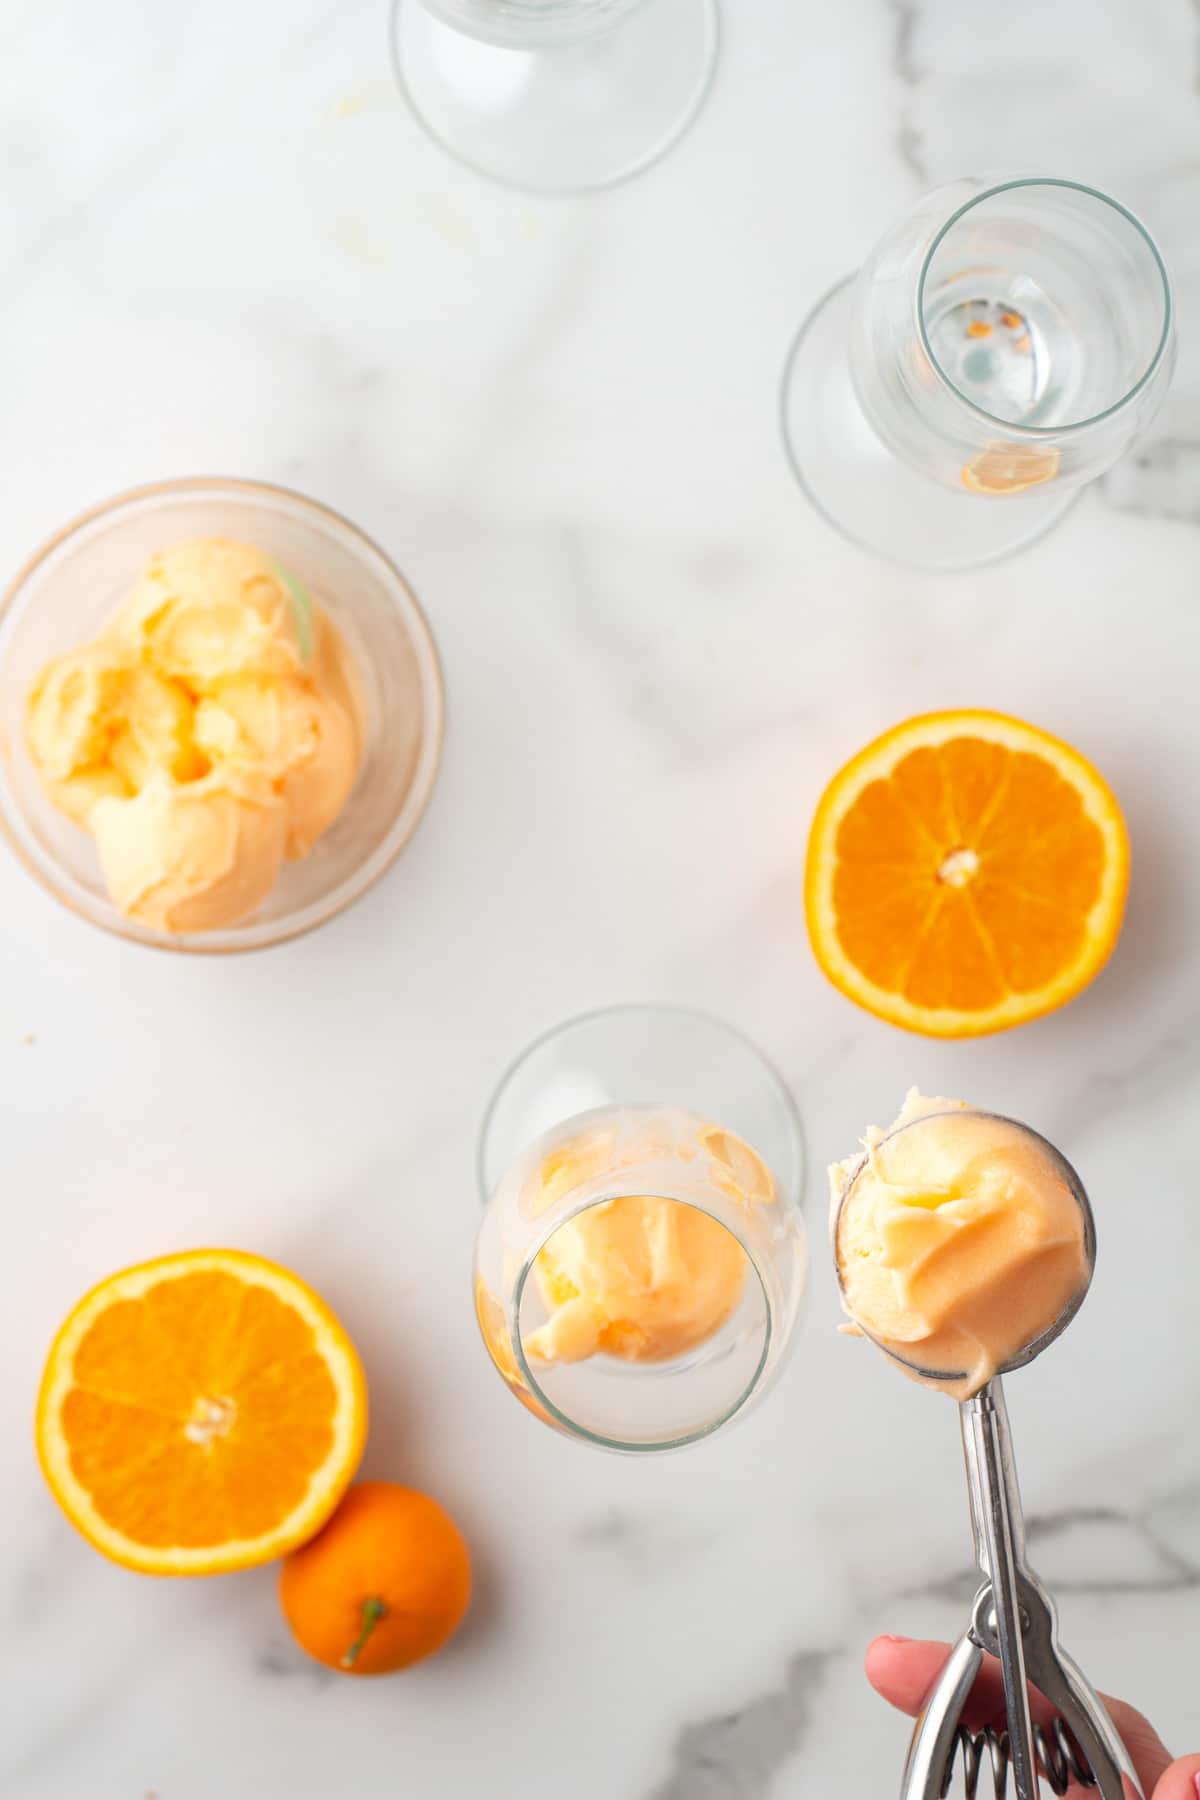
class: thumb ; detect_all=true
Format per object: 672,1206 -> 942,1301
1153,1752 -> 1200,1798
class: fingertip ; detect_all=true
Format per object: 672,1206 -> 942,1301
1148,1751 -> 1200,1798
864,1636 -> 952,1717
863,1633 -> 910,1688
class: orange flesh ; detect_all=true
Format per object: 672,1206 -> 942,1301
830,738 -> 1105,1011
54,1269 -> 341,1550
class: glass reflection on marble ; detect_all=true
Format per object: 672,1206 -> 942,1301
390,0 -> 719,193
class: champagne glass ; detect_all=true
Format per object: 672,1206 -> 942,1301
782,177 -> 1175,571
474,1006 -> 807,1451
390,0 -> 719,194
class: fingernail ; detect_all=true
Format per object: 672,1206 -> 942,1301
880,1634 -> 913,1646
1192,1774 -> 1200,1799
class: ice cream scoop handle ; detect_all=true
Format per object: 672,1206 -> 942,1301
962,1382 -> 1040,1800
900,1631 -> 983,1798
1020,1615 -> 1146,1798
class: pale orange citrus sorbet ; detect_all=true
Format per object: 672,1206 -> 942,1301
26,539 -> 362,931
830,1091 -> 1089,1399
527,1195 -> 749,1367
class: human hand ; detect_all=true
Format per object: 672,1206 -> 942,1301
866,1636 -> 1200,1798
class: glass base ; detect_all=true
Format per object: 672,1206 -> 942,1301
478,1004 -> 803,1206
781,275 -> 1078,572
390,0 -> 719,194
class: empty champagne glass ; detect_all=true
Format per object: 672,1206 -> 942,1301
474,1006 -> 806,1451
390,0 -> 719,193
782,177 -> 1175,571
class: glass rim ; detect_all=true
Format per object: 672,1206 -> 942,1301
475,1000 -> 805,1207
0,474 -> 445,956
418,0 -> 646,21
404,0 -> 653,52
389,0 -> 721,195
507,1189 -> 774,1453
915,176 -> 1174,438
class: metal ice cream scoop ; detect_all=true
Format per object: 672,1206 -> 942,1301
836,1110 -> 1143,1800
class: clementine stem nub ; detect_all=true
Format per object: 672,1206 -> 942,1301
342,1597 -> 387,1670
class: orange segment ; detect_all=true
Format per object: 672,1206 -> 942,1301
37,1249 -> 367,1574
962,445 -> 1061,494
805,711 -> 1129,1038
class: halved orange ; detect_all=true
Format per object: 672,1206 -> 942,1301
804,711 -> 1129,1038
37,1249 -> 367,1575
962,444 -> 1061,494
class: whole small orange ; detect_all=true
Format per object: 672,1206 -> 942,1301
279,1481 -> 472,1675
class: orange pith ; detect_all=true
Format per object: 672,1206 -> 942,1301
804,711 -> 1129,1038
37,1250 -> 367,1574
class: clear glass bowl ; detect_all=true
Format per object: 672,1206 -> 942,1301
0,478 -> 444,952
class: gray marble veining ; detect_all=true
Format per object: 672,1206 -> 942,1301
1,1 -> 1198,1796
645,1651 -> 834,1800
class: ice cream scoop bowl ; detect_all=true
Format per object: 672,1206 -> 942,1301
833,1106 -> 1140,1799
833,1107 -> 1096,1390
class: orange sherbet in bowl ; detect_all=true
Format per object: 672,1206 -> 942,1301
26,539 -> 362,933
0,479 -> 443,950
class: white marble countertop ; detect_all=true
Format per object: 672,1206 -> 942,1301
2,2 -> 1198,1795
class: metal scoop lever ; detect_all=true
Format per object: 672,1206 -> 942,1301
900,1379 -> 1143,1799
965,1384 -> 1038,1797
